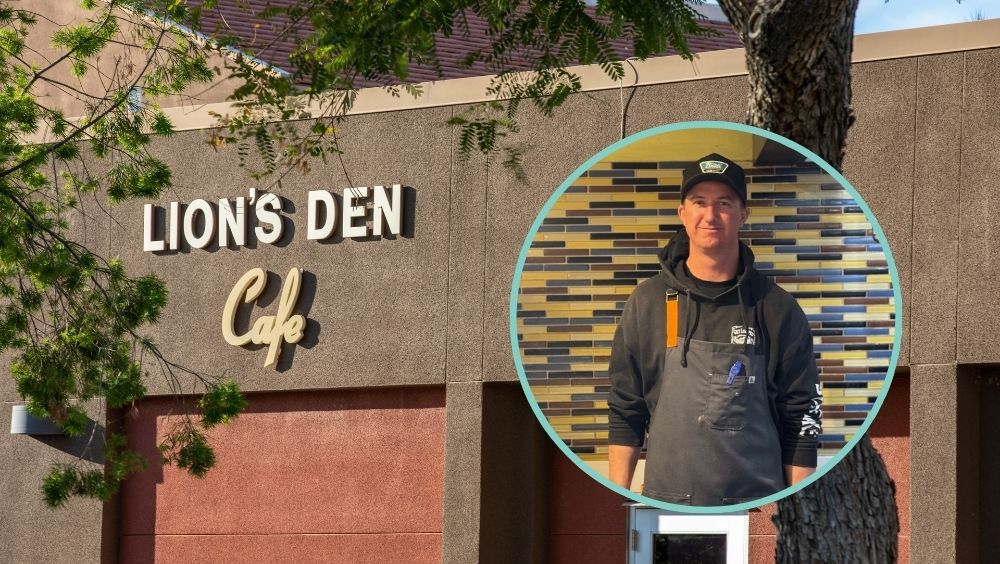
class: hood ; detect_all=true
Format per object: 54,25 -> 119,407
658,229 -> 756,300
658,229 -> 760,366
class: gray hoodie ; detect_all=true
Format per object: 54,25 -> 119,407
608,230 -> 822,471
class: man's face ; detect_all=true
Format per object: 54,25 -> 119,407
678,181 -> 748,255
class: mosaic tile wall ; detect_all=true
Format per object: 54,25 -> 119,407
517,158 -> 895,462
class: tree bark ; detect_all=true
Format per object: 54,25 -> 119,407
716,1 -> 900,562
772,434 -> 899,563
719,0 -> 858,168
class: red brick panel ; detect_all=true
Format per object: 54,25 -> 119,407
547,447 -> 628,563
120,533 -> 441,564
119,387 -> 445,563
869,373 -> 911,561
749,504 -> 776,535
749,534 -> 777,564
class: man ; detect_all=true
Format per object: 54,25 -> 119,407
607,153 -> 822,506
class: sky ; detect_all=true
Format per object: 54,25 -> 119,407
853,0 -> 997,34
701,0 -> 997,35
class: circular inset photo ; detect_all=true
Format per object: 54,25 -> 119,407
510,121 -> 901,512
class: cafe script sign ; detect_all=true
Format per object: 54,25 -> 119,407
141,185 -> 406,368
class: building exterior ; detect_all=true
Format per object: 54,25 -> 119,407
3,8 -> 1000,564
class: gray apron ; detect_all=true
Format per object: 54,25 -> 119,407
641,337 -> 785,506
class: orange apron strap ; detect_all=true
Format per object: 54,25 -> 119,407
665,291 -> 678,348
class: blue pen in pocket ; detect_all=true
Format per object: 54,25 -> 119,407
727,360 -> 743,385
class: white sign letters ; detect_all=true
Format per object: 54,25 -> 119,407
143,184 -> 405,251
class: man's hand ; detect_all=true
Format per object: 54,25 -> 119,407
609,445 -> 642,489
784,464 -> 815,486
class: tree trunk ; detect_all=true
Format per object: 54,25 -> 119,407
716,1 -> 899,562
719,0 -> 858,168
772,434 -> 899,563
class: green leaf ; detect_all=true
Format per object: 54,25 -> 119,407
174,428 -> 215,477
60,406 -> 90,436
150,111 -> 174,135
42,465 -> 77,508
199,381 -> 247,428
53,143 -> 79,160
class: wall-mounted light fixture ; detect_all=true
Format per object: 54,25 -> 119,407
10,405 -> 64,436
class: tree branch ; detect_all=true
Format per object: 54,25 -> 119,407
0,28 -> 167,181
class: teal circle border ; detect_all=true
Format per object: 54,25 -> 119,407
508,120 -> 903,514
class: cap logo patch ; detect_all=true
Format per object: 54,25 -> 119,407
699,160 -> 728,174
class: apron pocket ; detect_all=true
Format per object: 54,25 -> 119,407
704,369 -> 753,431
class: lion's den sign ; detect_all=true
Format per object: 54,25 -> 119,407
141,185 -> 411,368
142,185 -> 405,251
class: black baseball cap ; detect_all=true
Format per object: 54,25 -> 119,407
680,153 -> 747,204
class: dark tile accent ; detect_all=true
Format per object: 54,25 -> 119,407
775,215 -> 820,222
843,344 -> 893,351
567,256 -> 613,264
750,175 -> 798,183
612,177 -> 659,185
797,253 -> 844,261
590,233 -> 636,240
751,191 -> 797,199
589,201 -> 635,209
611,162 -> 658,169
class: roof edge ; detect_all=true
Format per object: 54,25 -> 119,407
140,18 -> 1000,131
115,0 -> 293,79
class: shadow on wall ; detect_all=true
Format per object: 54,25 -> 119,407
32,422 -> 107,464
11,408 -> 107,464
978,373 -> 1000,560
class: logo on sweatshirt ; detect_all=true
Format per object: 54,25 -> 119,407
730,325 -> 756,345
